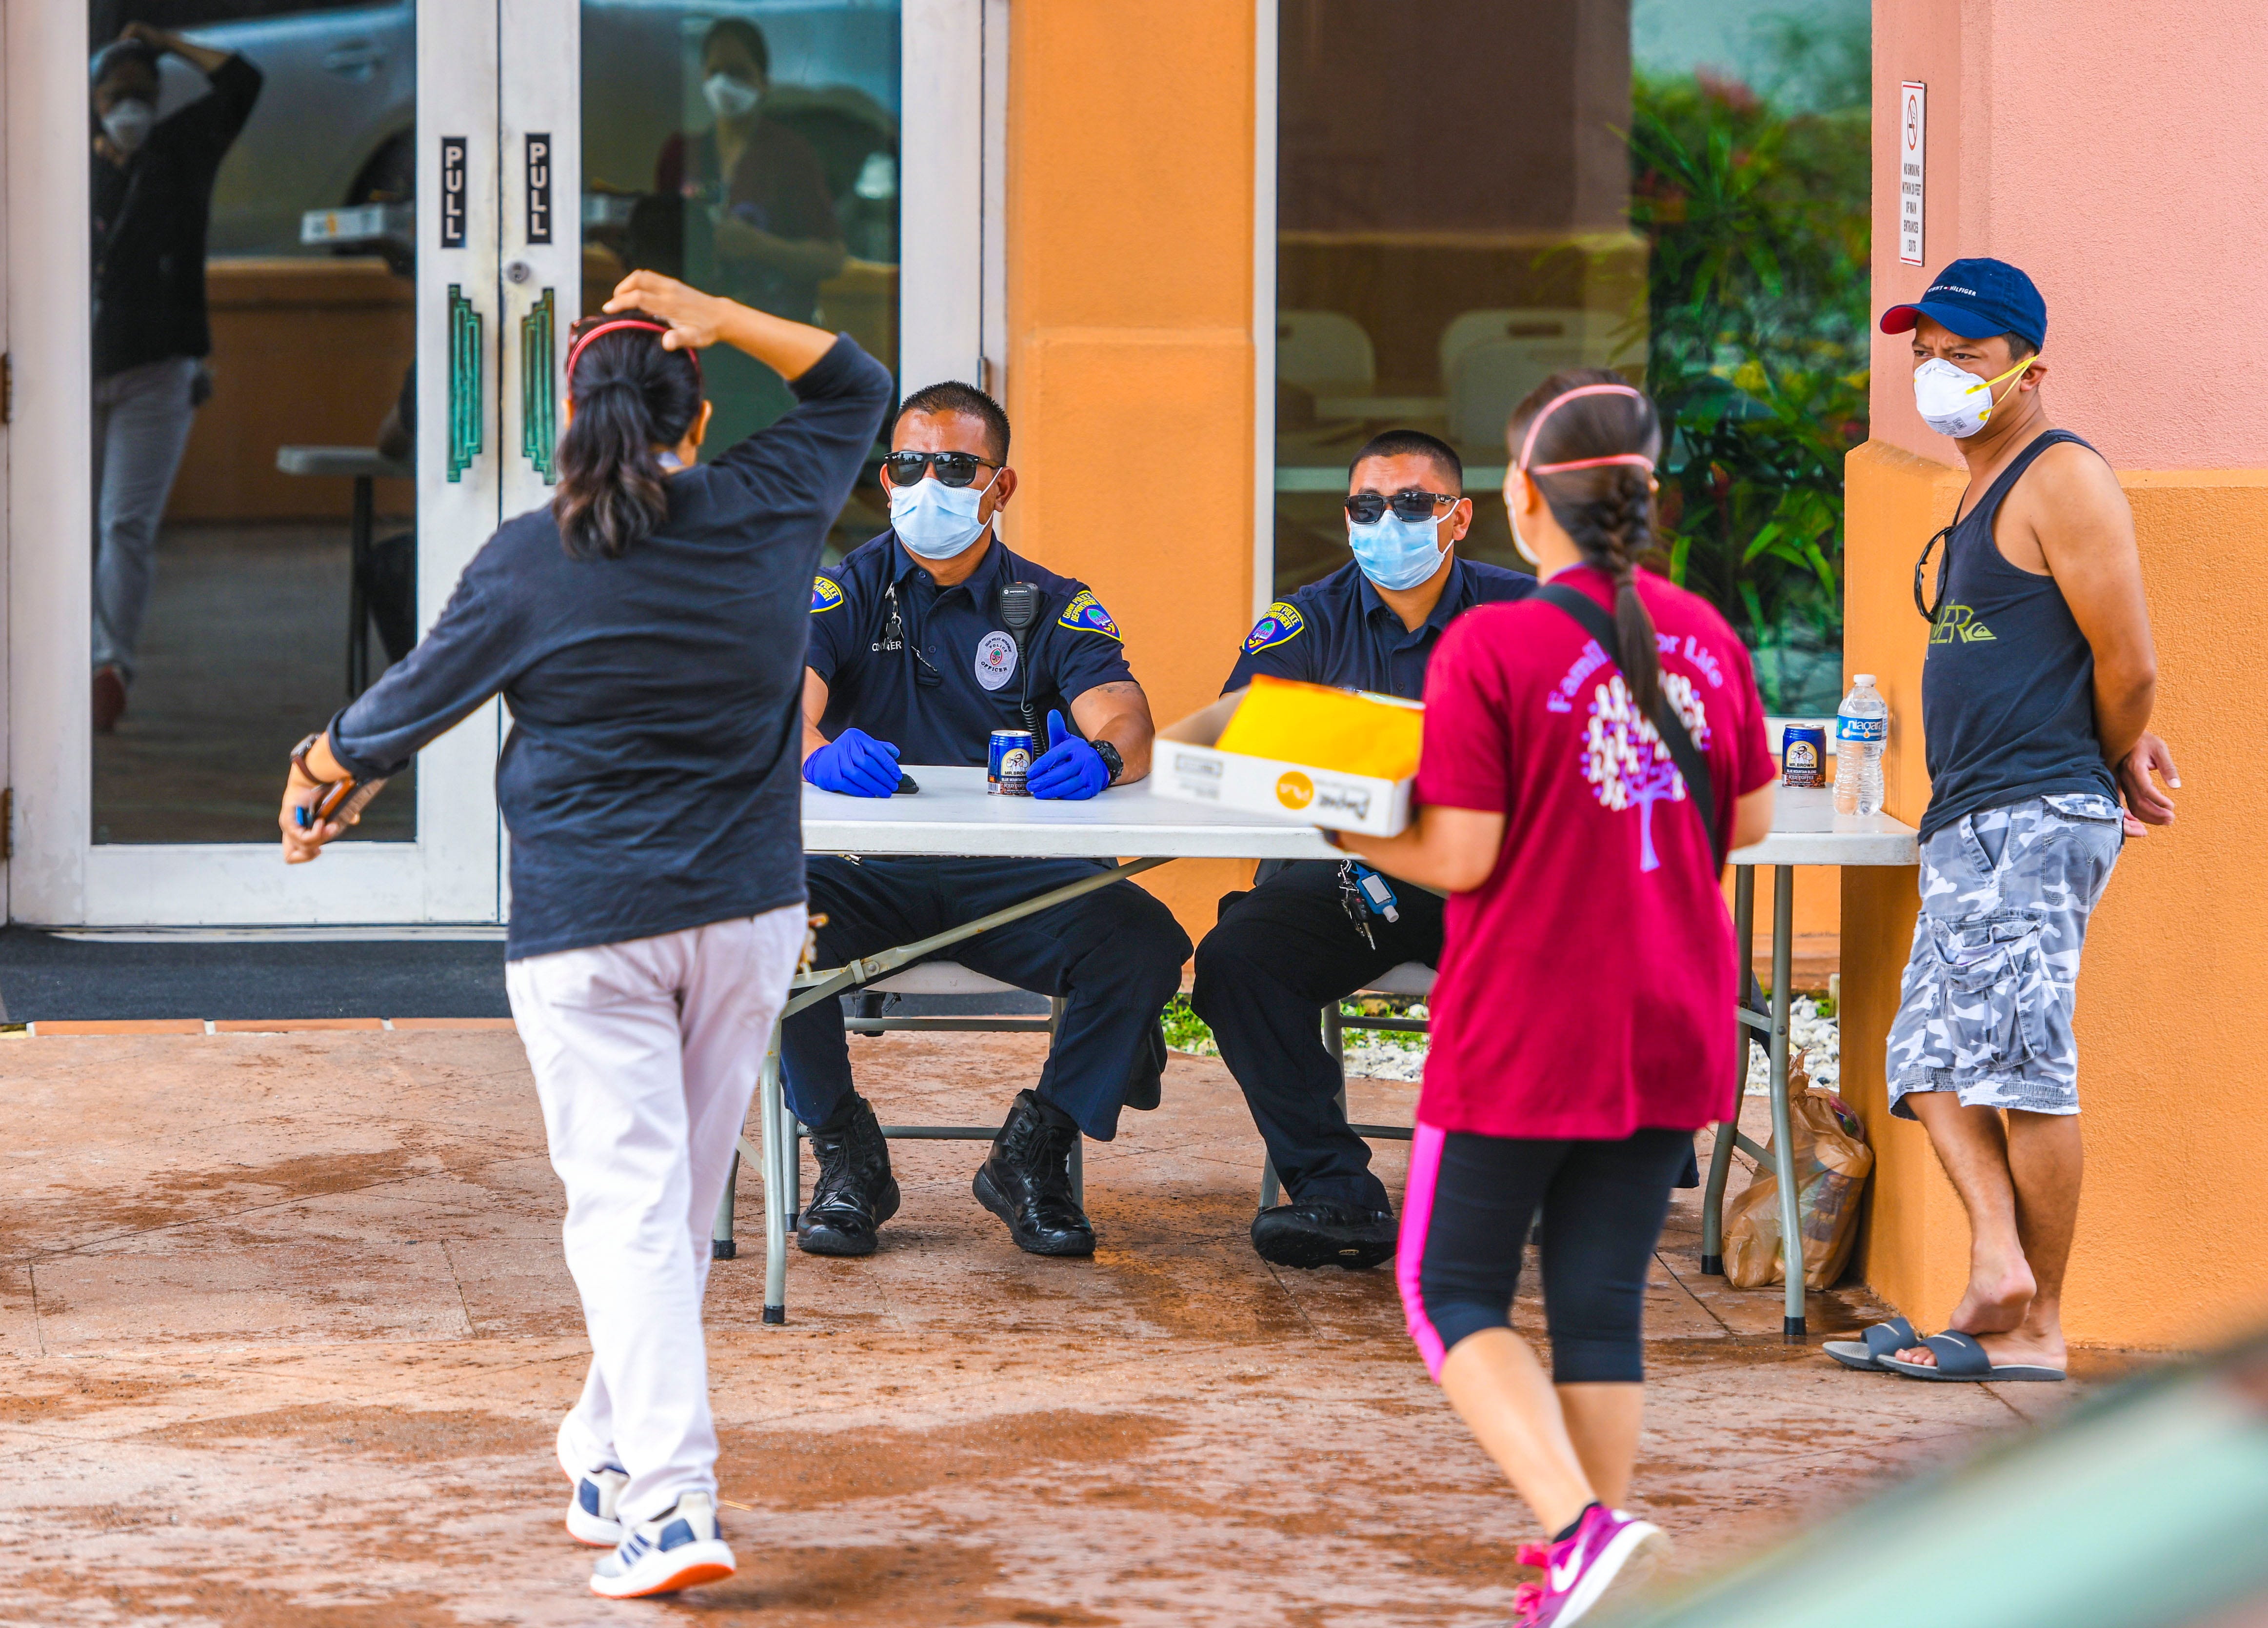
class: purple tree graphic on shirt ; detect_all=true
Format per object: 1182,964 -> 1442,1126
1582,672 -> 1711,872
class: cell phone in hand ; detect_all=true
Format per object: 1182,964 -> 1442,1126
296,776 -> 387,830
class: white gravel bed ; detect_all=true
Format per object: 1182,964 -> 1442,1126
1172,996 -> 1840,1094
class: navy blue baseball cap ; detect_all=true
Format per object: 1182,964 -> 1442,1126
1880,258 -> 2047,350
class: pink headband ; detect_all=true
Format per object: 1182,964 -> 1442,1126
565,319 -> 702,394
1514,382 -> 1655,475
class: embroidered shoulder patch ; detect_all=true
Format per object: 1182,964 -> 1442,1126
1242,602 -> 1305,653
811,575 -> 845,613
1056,588 -> 1122,641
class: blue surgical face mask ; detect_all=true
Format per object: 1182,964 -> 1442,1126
890,474 -> 993,560
1347,512 -> 1447,591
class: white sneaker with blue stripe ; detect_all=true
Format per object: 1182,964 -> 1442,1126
589,1492 -> 735,1599
556,1420 -> 628,1548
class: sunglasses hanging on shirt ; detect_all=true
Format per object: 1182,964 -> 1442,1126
1912,523 -> 1954,623
1344,489 -> 1458,525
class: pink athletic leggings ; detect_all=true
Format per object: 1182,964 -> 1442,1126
1395,1124 -> 1692,1384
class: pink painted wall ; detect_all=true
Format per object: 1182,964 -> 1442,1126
1870,0 -> 2268,471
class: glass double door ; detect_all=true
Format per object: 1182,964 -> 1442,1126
17,0 -> 977,926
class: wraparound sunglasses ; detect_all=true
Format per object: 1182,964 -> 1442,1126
883,450 -> 1000,488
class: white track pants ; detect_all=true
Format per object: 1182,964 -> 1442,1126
507,906 -> 804,1522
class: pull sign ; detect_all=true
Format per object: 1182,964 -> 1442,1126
440,136 -> 467,249
526,133 -> 552,245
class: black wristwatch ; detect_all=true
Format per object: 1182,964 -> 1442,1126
1092,739 -> 1124,785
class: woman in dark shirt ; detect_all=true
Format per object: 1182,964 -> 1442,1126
277,271 -> 891,1600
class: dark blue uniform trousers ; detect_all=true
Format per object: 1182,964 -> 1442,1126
1192,860 -> 1445,1213
783,856 -> 1192,1142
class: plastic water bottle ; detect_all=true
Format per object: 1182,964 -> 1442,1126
1834,674 -> 1888,816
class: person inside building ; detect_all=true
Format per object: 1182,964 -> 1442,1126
88,24 -> 262,732
791,381 -> 1191,1262
640,17 -> 846,452
1191,430 -> 1533,1271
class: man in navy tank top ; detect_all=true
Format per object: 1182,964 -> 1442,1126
1830,260 -> 2179,1384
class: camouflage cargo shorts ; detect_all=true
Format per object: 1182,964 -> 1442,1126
1886,793 -> 2124,1119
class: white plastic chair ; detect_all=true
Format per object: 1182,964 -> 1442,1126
1448,339 -> 1591,448
1276,310 -> 1377,393
1437,307 -> 1592,383
1258,961 -> 1432,1208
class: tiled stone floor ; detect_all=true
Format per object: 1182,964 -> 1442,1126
1,1029 -> 2129,1626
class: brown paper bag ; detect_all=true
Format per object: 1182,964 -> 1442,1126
1723,1080 -> 1874,1291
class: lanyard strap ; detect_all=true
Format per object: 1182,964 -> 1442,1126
1535,582 -> 1726,870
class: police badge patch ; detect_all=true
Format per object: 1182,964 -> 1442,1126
1056,589 -> 1122,640
811,575 -> 846,613
1242,601 -> 1304,652
975,629 -> 1018,690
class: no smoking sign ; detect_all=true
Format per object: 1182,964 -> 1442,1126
1899,81 -> 1927,266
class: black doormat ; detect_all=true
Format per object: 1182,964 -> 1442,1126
0,927 -> 1054,1026
0,927 -> 511,1024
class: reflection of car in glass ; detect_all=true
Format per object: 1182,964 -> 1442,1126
104,0 -> 898,261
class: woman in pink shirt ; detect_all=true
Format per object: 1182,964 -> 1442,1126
1338,372 -> 1776,1626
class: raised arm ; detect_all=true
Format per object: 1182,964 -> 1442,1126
605,270 -> 836,382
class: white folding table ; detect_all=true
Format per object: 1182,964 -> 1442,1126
734,765 -> 1339,1321
738,767 -> 1916,1337
1713,788 -> 1918,1336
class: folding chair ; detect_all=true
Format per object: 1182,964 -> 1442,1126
1258,960 -> 1432,1208
711,963 -> 1075,1261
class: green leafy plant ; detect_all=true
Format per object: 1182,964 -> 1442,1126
1626,33 -> 1870,714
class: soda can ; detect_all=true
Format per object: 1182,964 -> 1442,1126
989,728 -> 1035,796
1782,724 -> 1827,788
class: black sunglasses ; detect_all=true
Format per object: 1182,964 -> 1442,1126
883,450 -> 999,489
1344,489 -> 1459,524
1913,523 -> 1953,623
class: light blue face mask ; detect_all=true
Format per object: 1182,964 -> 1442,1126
1347,512 -> 1447,591
889,474 -> 993,560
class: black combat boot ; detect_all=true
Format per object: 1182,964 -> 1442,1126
798,1095 -> 899,1257
972,1089 -> 1095,1257
1250,1202 -> 1398,1270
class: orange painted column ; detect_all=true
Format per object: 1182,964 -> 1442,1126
1851,0 -> 2268,1348
1003,1 -> 1260,955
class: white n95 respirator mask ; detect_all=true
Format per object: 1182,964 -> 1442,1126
1913,354 -> 2037,439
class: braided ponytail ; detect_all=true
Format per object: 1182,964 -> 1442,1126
1504,369 -> 1666,715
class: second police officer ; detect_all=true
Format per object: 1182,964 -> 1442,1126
1193,430 -> 1534,1270
794,382 -> 1191,1260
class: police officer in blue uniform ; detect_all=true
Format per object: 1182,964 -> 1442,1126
1193,430 -> 1533,1269
793,381 -> 1191,1260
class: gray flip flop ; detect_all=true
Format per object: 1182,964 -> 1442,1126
1822,1316 -> 1917,1372
1880,1330 -> 2066,1383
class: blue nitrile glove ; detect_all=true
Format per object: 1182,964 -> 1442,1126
804,727 -> 902,798
1027,709 -> 1111,801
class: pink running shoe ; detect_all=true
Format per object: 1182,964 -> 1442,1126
1510,1505 -> 1669,1625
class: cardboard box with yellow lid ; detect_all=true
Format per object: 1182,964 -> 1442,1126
1150,675 -> 1423,837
